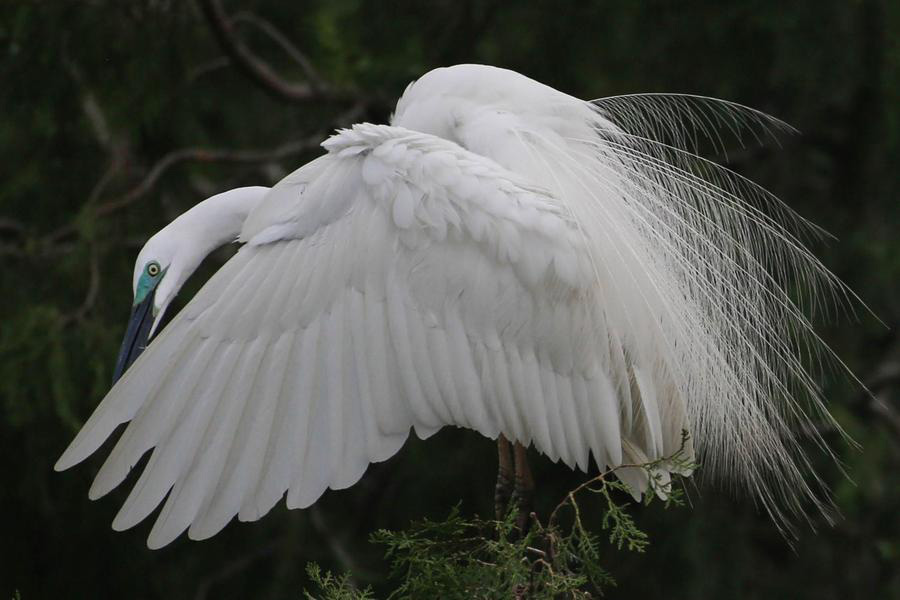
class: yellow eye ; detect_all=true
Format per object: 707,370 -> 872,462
147,262 -> 160,277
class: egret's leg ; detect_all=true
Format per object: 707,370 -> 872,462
495,434 -> 514,519
512,442 -> 534,530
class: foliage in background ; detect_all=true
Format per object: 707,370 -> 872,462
2,1 -> 898,599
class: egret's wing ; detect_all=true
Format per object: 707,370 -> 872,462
56,124 -> 680,548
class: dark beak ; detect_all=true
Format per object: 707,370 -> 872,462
112,289 -> 156,385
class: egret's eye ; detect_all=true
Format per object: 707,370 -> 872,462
146,262 -> 161,277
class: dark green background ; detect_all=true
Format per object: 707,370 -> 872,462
2,1 -> 898,598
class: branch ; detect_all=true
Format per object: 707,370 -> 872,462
867,393 -> 900,438
197,0 -> 351,103
231,10 -> 325,92
187,56 -> 231,84
857,331 -> 900,438
2,94 -> 366,261
94,137 -> 322,218
61,242 -> 101,326
63,55 -> 119,153
548,430 -> 693,527
40,134 -> 323,248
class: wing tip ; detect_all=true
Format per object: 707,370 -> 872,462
111,513 -> 135,532
54,443 -> 87,473
55,415 -> 121,473
146,535 -> 169,551
187,517 -> 230,543
147,522 -> 186,550
88,472 -> 121,501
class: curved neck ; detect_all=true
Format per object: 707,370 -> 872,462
149,186 -> 270,325
171,186 -> 270,255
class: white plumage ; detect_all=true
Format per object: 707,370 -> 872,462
56,64 -> 845,548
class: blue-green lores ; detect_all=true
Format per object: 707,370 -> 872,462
134,261 -> 166,312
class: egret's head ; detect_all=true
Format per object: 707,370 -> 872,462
110,186 -> 270,385
112,229 -> 190,385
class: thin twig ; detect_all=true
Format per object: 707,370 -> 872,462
187,56 -> 231,83
3,99 -> 366,261
87,158 -> 125,207
548,431 -> 694,526
61,241 -> 101,326
198,0 -> 352,104
94,137 -> 322,218
231,10 -> 325,92
550,467 -> 630,527
39,135 -> 322,247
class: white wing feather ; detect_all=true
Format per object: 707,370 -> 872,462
57,123 -> 672,547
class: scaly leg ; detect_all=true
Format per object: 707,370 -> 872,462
495,434 -> 514,519
512,441 -> 534,530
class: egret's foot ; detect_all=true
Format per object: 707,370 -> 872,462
512,442 -> 534,531
495,435 -> 514,520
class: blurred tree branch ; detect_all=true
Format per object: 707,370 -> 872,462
230,10 -> 326,92
1,92 -> 364,260
87,135 -> 323,221
858,329 -> 900,438
1,19 -> 370,337
61,241 -> 101,326
197,0 -> 355,104
4,1 -> 389,265
0,135 -> 323,259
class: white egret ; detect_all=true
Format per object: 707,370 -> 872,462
56,64 -> 848,549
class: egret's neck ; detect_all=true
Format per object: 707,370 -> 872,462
171,186 -> 270,255
149,186 -> 269,318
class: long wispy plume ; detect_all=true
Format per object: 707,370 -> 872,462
507,90 -> 856,533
